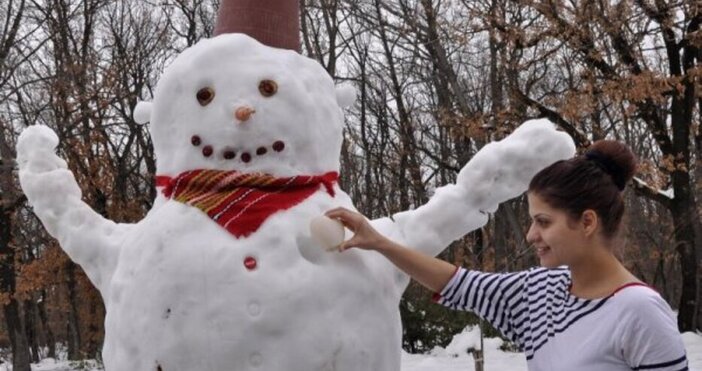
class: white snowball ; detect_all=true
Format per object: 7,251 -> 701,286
309,215 -> 345,251
133,101 -> 152,124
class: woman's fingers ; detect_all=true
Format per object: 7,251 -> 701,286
325,207 -> 361,231
324,207 -> 386,252
339,235 -> 364,251
325,207 -> 353,221
338,240 -> 351,251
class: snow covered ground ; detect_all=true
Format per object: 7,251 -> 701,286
3,327 -> 700,370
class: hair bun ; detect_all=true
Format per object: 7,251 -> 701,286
585,140 -> 637,190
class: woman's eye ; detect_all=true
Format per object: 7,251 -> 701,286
196,87 -> 215,106
258,80 -> 278,97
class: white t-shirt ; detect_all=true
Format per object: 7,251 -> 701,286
434,267 -> 688,370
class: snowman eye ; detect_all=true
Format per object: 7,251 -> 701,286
258,80 -> 278,97
196,87 -> 215,106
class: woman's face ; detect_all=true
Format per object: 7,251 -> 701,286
526,193 -> 588,269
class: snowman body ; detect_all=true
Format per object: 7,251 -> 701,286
104,191 -> 402,371
16,33 -> 576,371
102,36 -> 405,369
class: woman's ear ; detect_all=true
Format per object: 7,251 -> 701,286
581,209 -> 599,237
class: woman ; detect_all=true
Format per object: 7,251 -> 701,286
326,140 -> 688,370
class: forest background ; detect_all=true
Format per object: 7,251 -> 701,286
0,0 -> 700,370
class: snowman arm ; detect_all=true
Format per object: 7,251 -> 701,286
16,126 -> 128,291
360,224 -> 458,293
386,184 -> 489,258
390,119 -> 576,258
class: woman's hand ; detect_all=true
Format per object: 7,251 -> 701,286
325,207 -> 390,251
326,207 -> 457,292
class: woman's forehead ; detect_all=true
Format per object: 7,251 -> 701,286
527,193 -> 559,216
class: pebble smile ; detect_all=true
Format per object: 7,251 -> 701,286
190,135 -> 286,162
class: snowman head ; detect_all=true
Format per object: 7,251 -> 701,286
135,34 -> 354,177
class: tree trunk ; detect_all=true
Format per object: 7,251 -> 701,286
3,301 -> 31,371
37,293 -> 56,359
66,263 -> 82,360
493,205 -> 509,271
670,189 -> 700,331
0,215 -> 31,370
24,299 -> 40,363
373,0 -> 427,208
0,122 -> 31,370
86,293 -> 102,359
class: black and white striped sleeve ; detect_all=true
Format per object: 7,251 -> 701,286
433,267 -> 528,344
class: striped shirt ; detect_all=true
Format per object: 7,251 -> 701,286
434,267 -> 688,370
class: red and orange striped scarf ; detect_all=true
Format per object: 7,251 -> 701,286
155,170 -> 338,238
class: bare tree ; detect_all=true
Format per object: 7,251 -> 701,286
490,0 -> 702,331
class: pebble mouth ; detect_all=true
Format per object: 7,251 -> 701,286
223,149 -> 236,159
190,135 -> 286,163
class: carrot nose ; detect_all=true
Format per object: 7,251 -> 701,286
235,106 -> 256,122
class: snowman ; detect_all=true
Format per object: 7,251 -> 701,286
15,1 -> 575,370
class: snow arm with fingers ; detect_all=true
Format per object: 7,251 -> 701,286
346,120 -> 575,291
16,125 -> 133,294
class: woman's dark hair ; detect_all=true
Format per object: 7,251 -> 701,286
528,140 -> 637,238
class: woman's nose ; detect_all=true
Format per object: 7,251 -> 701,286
526,223 -> 538,244
235,106 -> 256,122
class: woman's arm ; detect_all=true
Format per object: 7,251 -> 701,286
327,207 -> 533,346
325,207 -> 456,293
